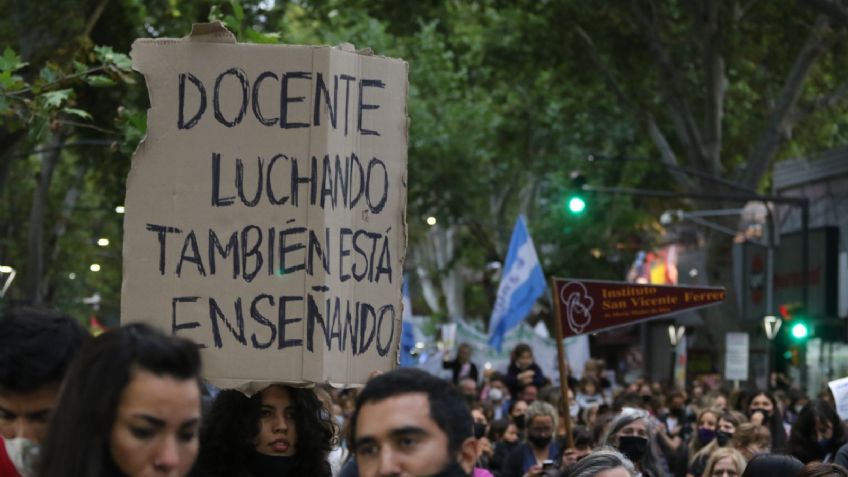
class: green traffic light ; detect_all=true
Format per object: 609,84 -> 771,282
791,322 -> 809,339
568,196 -> 586,214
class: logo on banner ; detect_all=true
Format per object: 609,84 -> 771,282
561,281 -> 594,334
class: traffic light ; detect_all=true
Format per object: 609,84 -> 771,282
567,195 -> 586,214
790,322 -> 809,340
566,170 -> 587,215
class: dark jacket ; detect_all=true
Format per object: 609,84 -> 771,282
443,359 -> 479,385
500,442 -> 559,477
504,363 -> 547,397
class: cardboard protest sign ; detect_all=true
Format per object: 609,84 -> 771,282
552,278 -> 725,337
828,376 -> 848,421
121,23 -> 408,390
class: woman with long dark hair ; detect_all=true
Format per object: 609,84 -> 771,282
37,323 -> 203,477
745,391 -> 787,452
787,400 -> 845,463
194,384 -> 334,477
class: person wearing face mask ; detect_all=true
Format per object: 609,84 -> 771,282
745,391 -> 786,452
485,375 -> 511,421
685,409 -> 719,466
687,411 -> 747,477
509,400 -> 529,437
490,420 -> 521,475
0,308 -> 89,477
600,410 -> 663,477
501,401 -> 560,477
787,400 -> 845,463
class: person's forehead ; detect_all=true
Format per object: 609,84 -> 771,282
118,371 -> 200,418
529,415 -> 552,426
621,419 -> 646,432
356,393 -> 446,439
260,385 -> 293,406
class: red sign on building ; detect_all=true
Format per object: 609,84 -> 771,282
552,278 -> 726,337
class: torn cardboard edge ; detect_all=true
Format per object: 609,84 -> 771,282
122,22 -> 408,391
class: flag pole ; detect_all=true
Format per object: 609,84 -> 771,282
552,278 -> 574,450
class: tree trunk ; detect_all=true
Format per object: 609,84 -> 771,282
43,161 -> 86,303
24,133 -> 64,305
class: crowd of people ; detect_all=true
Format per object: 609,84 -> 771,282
2,308 -> 848,477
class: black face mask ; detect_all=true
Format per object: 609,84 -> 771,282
425,461 -> 471,477
617,435 -> 648,463
749,408 -> 772,421
473,422 -> 487,439
248,452 -> 295,477
528,433 -> 552,449
715,430 -> 732,447
513,415 -> 526,430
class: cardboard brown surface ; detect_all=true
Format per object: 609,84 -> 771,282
122,22 -> 408,389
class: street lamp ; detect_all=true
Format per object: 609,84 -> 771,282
668,324 -> 685,346
0,265 -> 15,298
763,315 -> 781,340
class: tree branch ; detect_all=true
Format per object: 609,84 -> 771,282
700,0 -> 728,175
575,24 -> 698,192
789,78 -> 848,125
646,113 -> 699,192
629,0 -> 708,172
739,15 -> 833,188
84,0 -> 111,38
806,0 -> 848,26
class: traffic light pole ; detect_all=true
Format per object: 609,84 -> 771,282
584,184 -> 811,388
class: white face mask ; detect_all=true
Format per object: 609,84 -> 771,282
488,388 -> 504,402
4,437 -> 40,477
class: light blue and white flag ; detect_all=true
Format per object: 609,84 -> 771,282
399,278 -> 416,366
487,215 -> 547,351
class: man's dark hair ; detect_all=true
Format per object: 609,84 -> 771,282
0,307 -> 89,394
349,368 -> 472,455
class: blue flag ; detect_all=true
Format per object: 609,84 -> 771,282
399,278 -> 417,366
487,216 -> 546,351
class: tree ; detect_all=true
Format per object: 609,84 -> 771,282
559,0 -> 848,343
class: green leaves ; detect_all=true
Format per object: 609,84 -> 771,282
84,75 -> 117,87
41,89 -> 72,109
0,46 -> 27,72
93,46 -> 132,71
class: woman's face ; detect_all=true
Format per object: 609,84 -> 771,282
254,385 -> 298,457
717,418 -> 736,434
517,351 -> 533,369
511,400 -> 528,417
749,394 -> 773,412
503,424 -> 519,443
699,412 -> 718,431
816,417 -> 834,441
615,418 -> 648,443
109,370 -> 200,477
714,395 -> 727,410
711,457 -> 739,477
